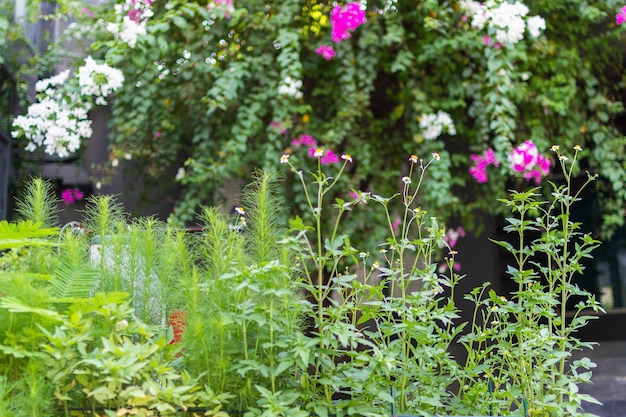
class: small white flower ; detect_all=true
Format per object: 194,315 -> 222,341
278,76 -> 303,99
420,111 -> 456,140
527,15 -> 546,38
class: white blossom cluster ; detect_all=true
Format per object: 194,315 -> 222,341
419,111 -> 456,140
12,58 -> 125,158
278,76 -> 303,99
77,56 -> 124,105
460,0 -> 546,45
106,0 -> 154,48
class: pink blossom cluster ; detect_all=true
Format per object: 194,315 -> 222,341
291,134 -> 317,148
315,45 -> 336,60
331,2 -> 367,42
508,140 -> 551,184
617,6 -> 626,25
61,188 -> 84,205
291,134 -> 339,164
127,0 -> 153,24
316,2 -> 366,60
469,148 -> 499,183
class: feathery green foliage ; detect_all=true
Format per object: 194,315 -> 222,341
0,220 -> 58,251
14,178 -> 58,228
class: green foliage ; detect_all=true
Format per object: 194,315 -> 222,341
14,178 -> 59,228
458,148 -> 603,416
8,0 -> 626,242
0,146 -> 604,416
179,171 -> 305,411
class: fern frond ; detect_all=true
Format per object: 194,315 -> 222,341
47,260 -> 99,301
47,230 -> 99,301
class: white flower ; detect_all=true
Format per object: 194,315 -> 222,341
35,69 -> 70,92
77,56 -> 125,105
463,0 -> 544,45
278,76 -> 303,99
527,15 -> 546,38
420,111 -> 456,140
11,60 -> 123,158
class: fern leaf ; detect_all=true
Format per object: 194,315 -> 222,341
47,259 -> 99,300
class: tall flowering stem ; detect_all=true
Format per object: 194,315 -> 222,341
480,144 -> 603,415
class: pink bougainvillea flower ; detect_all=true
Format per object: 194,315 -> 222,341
617,6 -> 626,25
321,149 -> 339,164
127,8 -> 143,23
469,148 -> 499,183
61,189 -> 75,205
509,140 -> 539,172
61,188 -> 85,205
73,189 -> 84,201
508,140 -> 552,184
315,44 -> 336,60
292,134 -> 317,148
330,2 -> 367,42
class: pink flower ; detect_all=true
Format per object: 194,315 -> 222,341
155,131 -> 162,138
73,189 -> 84,200
617,6 -> 626,25
61,189 -> 75,205
469,148 -> 499,183
61,188 -> 84,205
292,134 -> 317,148
321,149 -> 339,164
508,141 -> 552,184
315,44 -> 336,60
483,148 -> 499,166
127,8 -> 143,23
330,2 -> 367,43
483,35 -> 491,46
